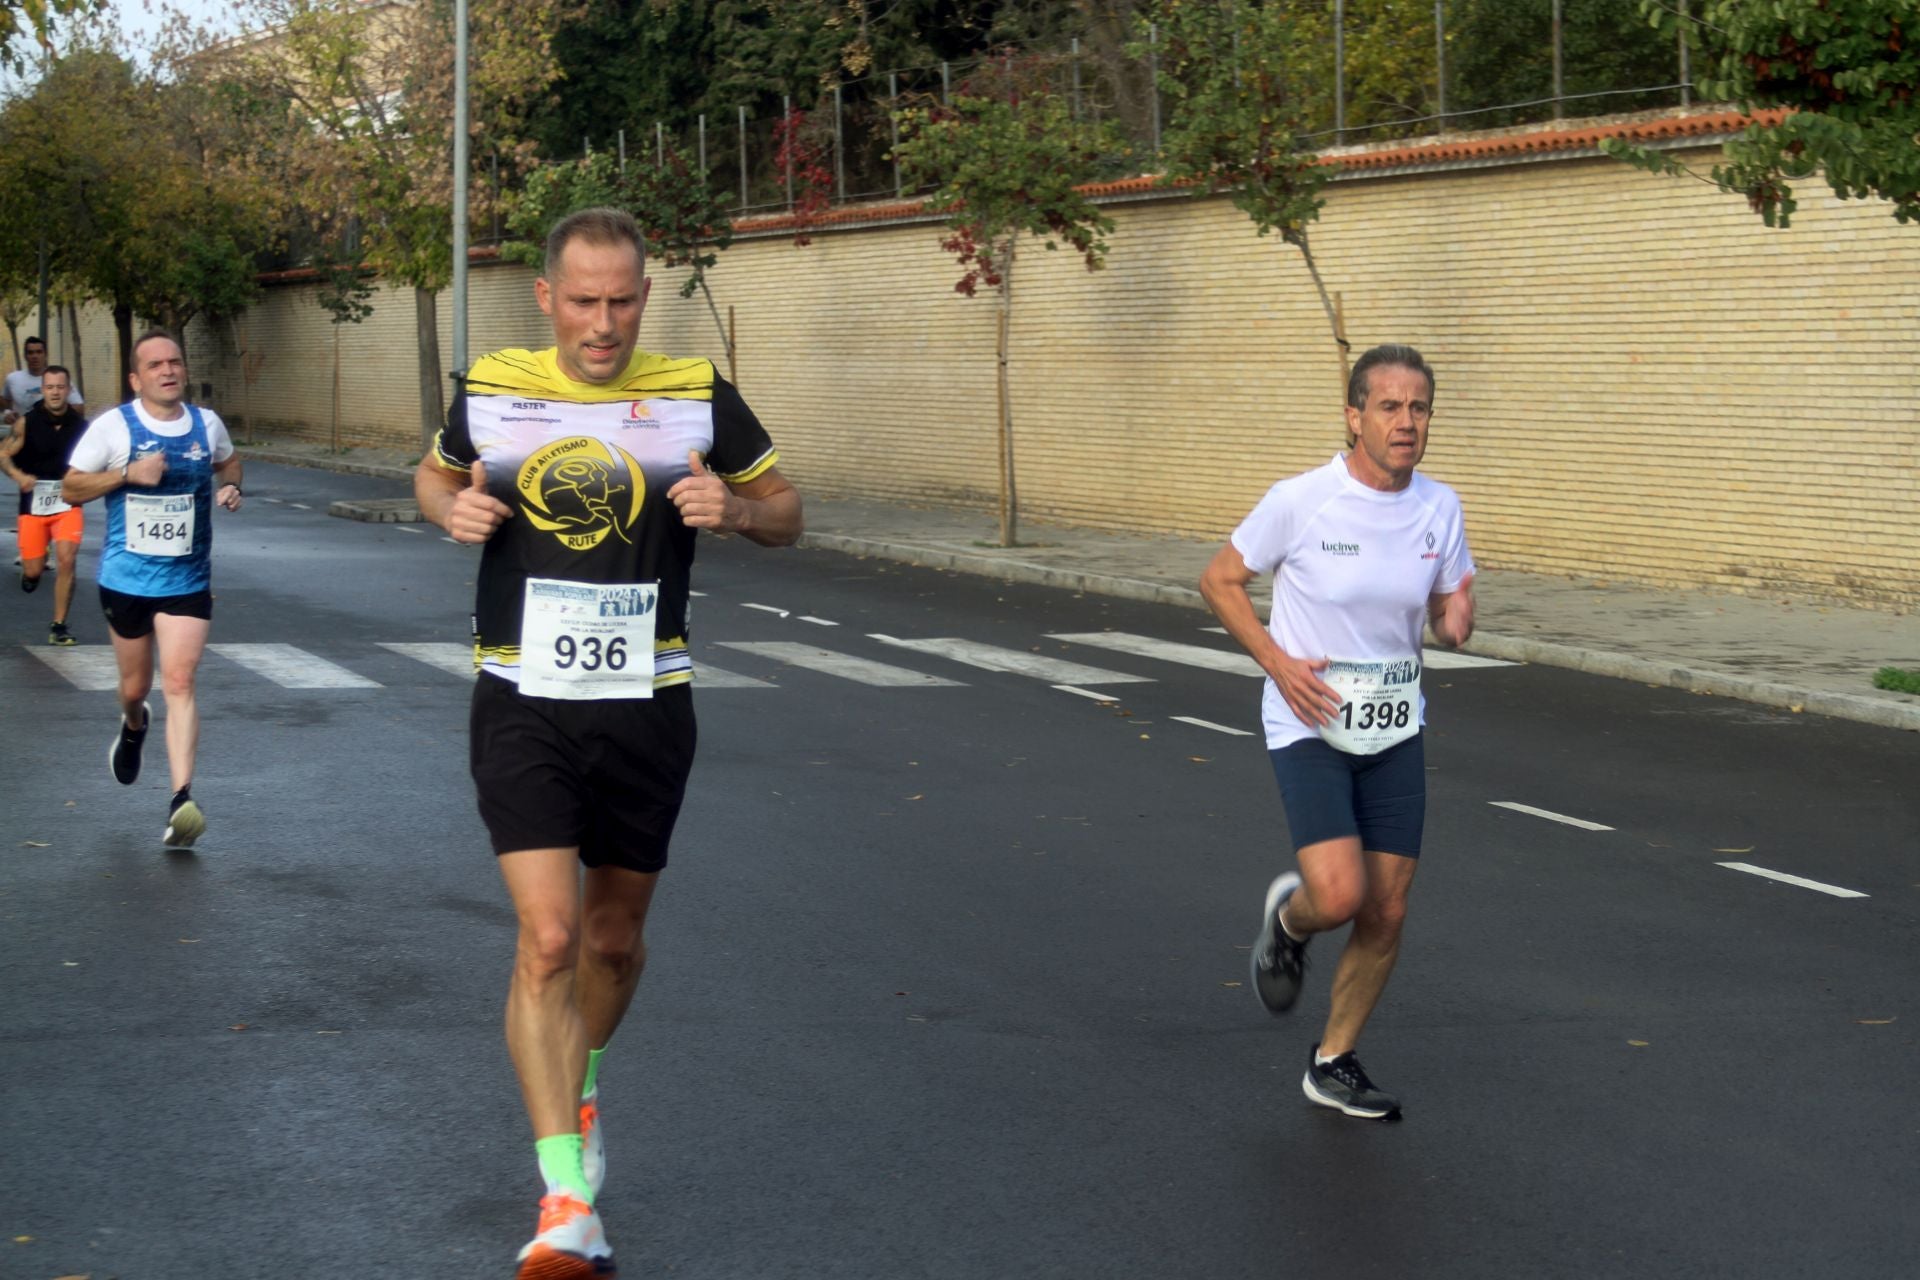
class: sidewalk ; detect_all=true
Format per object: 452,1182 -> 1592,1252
247,438 -> 1920,734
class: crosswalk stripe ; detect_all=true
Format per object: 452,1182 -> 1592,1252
869,634 -> 1155,684
379,642 -> 476,679
714,641 -> 964,687
693,662 -> 773,689
1422,649 -> 1517,670
209,644 -> 382,689
1172,715 -> 1256,736
1047,632 -> 1262,677
24,645 -> 122,690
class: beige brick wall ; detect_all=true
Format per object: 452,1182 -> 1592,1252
44,141 -> 1920,608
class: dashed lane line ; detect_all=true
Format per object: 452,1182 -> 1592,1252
742,603 -> 790,617
1488,801 -> 1614,832
1172,716 -> 1255,736
871,635 -> 1154,686
1716,862 -> 1868,899
800,616 -> 838,626
1048,632 -> 1261,677
714,641 -> 964,687
1052,685 -> 1121,702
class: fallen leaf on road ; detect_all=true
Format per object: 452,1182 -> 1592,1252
1857,1018 -> 1895,1026
64,801 -> 75,807
316,1030 -> 342,1035
229,1023 -> 249,1031
20,841 -> 49,848
1139,734 -> 1150,740
54,1273 -> 90,1279
905,794 -> 923,801
61,962 -> 78,968
1221,981 -> 1242,988
178,938 -> 200,944
1189,757 -> 1211,763
11,1235 -> 30,1243
1713,847 -> 1754,854
1628,1040 -> 1650,1047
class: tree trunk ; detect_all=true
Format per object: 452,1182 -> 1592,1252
415,287 -> 445,454
696,272 -> 734,380
64,303 -> 84,405
331,322 -> 342,454
113,302 -> 133,395
995,235 -> 1019,548
1285,227 -> 1351,396
5,322 -> 16,370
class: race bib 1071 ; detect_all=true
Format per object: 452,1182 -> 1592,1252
30,479 -> 68,516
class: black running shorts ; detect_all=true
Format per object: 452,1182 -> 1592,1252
469,673 -> 697,873
100,585 -> 215,639
1267,732 -> 1426,858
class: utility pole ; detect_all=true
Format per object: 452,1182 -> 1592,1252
451,0 -> 470,377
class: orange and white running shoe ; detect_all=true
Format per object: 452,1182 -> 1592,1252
580,1090 -> 605,1200
514,1193 -> 616,1279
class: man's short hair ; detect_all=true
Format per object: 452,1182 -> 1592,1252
23,335 -> 44,350
544,207 -> 646,279
42,365 -> 69,383
132,328 -> 181,364
1347,344 -> 1435,411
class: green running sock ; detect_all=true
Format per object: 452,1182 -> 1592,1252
535,1133 -> 593,1204
583,1046 -> 605,1099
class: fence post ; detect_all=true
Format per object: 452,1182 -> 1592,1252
783,93 -> 794,212
738,105 -> 749,208
656,121 -> 664,167
618,128 -> 626,175
1071,37 -> 1082,121
889,71 -> 902,197
1334,0 -> 1346,141
1678,0 -> 1691,107
1434,0 -> 1446,131
941,61 -> 950,104
1148,22 -> 1161,158
833,83 -> 845,201
491,152 -> 501,240
698,113 -> 707,181
1552,0 -> 1564,120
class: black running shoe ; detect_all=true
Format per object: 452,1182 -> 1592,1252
1250,872 -> 1309,1013
20,570 -> 38,593
1303,1044 -> 1402,1121
48,621 -> 75,646
110,702 -> 151,786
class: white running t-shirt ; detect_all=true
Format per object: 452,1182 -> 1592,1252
1231,454 -> 1475,749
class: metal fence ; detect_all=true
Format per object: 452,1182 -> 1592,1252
528,0 -> 1698,230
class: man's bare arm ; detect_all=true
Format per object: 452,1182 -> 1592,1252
416,454 -> 514,544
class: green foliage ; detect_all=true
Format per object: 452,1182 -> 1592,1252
1448,0 -> 1684,127
1138,0 -> 1331,246
893,58 -> 1122,296
316,258 -> 375,327
502,152 -> 628,267
1874,666 -> 1920,696
0,0 -> 101,68
1601,0 -> 1920,228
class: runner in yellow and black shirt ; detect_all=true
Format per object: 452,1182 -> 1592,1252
416,208 -> 801,1280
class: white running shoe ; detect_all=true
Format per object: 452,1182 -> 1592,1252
514,1192 -> 616,1279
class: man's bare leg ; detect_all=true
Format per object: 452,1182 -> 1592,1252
1316,850 -> 1417,1057
499,847 -> 590,1140
151,612 -> 210,794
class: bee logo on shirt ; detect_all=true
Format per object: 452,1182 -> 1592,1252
517,435 -> 645,550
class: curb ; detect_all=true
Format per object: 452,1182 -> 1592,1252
798,531 -> 1920,735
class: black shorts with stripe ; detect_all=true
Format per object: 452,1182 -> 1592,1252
469,673 -> 697,874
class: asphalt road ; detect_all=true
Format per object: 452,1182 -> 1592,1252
3,462 -> 1917,1279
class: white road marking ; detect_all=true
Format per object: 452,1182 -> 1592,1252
288,503 -> 312,510
262,496 -> 283,504
742,603 -> 790,617
1172,715 -> 1255,736
24,645 -> 122,690
715,641 -> 964,687
800,616 -> 838,627
1047,632 -> 1262,677
1421,649 -> 1518,669
392,525 -> 426,534
379,642 -> 475,679
1052,685 -> 1121,702
209,644 -> 381,689
441,537 -> 461,545
871,635 -> 1155,685
693,662 -> 774,689
1201,626 -> 1227,634
1488,801 -> 1614,831
1717,862 -> 1868,899
689,590 -> 707,597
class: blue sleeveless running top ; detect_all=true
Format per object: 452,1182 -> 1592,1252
100,403 -> 215,597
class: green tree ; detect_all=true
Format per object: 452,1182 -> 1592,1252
1448,0 -> 1684,128
1602,0 -> 1920,229
241,0 -> 573,449
1140,0 -> 1348,390
894,55 -> 1122,547
0,0 -> 101,67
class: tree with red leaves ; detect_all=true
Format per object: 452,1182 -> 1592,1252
1603,0 -> 1920,228
894,54 -> 1123,547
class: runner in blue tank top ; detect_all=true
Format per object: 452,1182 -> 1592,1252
63,331 -> 244,850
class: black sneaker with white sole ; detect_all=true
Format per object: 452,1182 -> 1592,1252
1302,1043 -> 1402,1121
111,703 -> 151,786
1250,872 -> 1309,1013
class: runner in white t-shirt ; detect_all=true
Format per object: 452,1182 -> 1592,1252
1200,344 -> 1475,1122
2,335 -> 84,422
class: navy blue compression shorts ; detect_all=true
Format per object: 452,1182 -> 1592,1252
1267,732 -> 1425,858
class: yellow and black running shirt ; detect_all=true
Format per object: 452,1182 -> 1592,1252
432,347 -> 778,690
